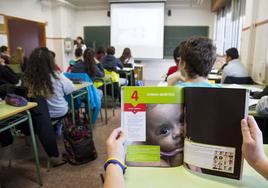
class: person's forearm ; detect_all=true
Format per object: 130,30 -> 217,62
253,158 -> 268,180
103,164 -> 125,188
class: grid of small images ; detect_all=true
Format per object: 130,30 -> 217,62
213,151 -> 235,173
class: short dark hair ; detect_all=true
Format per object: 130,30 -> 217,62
75,47 -> 83,57
0,46 -> 8,53
107,46 -> 115,55
173,41 -> 186,62
180,36 -> 216,78
225,48 -> 239,59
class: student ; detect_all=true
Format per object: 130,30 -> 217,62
119,48 -> 135,68
0,56 -> 19,85
221,47 -> 248,83
101,46 -> 123,71
23,47 -> 75,119
176,36 -> 217,87
167,42 -> 186,85
146,104 -> 184,167
166,42 -> 185,78
74,36 -> 87,53
50,50 -> 62,72
0,45 -> 10,64
67,47 -> 83,72
104,128 -> 126,188
241,116 -> 268,180
10,47 -> 27,72
72,48 -> 105,81
96,46 -> 106,61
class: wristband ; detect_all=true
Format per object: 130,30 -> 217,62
104,158 -> 127,174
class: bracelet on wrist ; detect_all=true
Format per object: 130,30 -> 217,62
104,158 -> 127,174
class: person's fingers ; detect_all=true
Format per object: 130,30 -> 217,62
247,116 -> 261,136
117,131 -> 126,143
241,118 -> 253,142
107,128 -> 122,143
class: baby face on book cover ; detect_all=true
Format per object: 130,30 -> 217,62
146,104 -> 184,167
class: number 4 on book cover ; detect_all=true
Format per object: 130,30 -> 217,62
121,86 -> 249,180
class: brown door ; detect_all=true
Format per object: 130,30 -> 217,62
7,17 -> 46,57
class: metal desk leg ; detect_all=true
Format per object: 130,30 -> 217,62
104,83 -> 108,124
86,87 -> 92,128
26,110 -> 42,186
70,93 -> 75,125
111,82 -> 115,116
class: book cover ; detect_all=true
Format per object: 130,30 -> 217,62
121,86 -> 248,179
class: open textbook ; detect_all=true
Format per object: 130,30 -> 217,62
121,86 -> 249,180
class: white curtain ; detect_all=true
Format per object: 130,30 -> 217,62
214,0 -> 246,55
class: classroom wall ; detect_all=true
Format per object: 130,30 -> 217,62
75,6 -> 215,81
0,0 -> 76,71
75,6 -> 215,38
240,0 -> 268,83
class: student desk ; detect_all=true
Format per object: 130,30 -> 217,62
71,82 -> 92,126
0,101 -> 42,186
208,74 -> 222,83
118,68 -> 135,86
125,145 -> 268,188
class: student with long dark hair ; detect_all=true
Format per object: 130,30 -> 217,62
119,48 -> 135,68
72,48 -> 104,80
74,36 -> 87,53
23,47 -> 75,119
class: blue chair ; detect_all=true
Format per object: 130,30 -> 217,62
63,73 -> 101,125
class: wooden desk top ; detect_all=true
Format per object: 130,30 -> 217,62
74,82 -> 92,91
0,101 -> 37,121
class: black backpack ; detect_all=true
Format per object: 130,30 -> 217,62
63,116 -> 97,165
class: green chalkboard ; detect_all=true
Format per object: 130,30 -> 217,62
84,26 -> 110,51
164,26 -> 209,58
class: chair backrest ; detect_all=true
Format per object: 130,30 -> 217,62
223,76 -> 254,84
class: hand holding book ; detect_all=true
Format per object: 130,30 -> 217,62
241,116 -> 268,180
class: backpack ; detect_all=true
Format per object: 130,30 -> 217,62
63,115 -> 97,165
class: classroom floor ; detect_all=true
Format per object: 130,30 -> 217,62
0,108 -> 120,188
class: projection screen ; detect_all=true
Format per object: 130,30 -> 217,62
110,3 -> 165,59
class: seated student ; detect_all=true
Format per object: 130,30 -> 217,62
67,48 -> 83,72
96,46 -> 106,61
241,116 -> 268,180
0,45 -> 10,64
167,42 -> 186,85
71,48 -> 105,81
23,47 -> 75,119
0,55 -> 19,86
50,51 -> 62,72
221,47 -> 248,83
175,36 -> 217,87
119,48 -> 135,68
101,46 -> 123,71
166,42 -> 185,79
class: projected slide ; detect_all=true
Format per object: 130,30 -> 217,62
111,3 -> 164,59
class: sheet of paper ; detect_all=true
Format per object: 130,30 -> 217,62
0,34 -> 7,46
123,104 -> 146,142
249,98 -> 259,107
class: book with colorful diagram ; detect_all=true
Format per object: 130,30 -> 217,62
121,86 -> 249,180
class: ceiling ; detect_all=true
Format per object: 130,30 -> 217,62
62,0 -> 211,10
